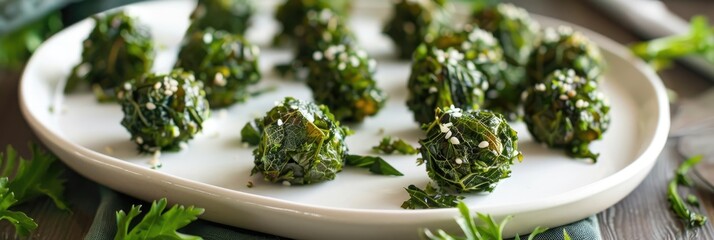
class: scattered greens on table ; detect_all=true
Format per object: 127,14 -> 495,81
667,155 -> 707,228
470,3 -> 541,67
406,45 -> 488,125
272,0 -> 350,46
176,29 -> 261,108
345,154 -> 403,176
0,144 -> 68,237
0,12 -> 63,69
242,97 -> 350,185
117,70 -> 210,154
115,198 -> 204,240
419,107 -> 522,193
523,69 -> 610,162
631,16 -> 714,71
307,44 -> 386,122
422,202 -> 557,240
65,11 -> 155,102
526,26 -> 604,86
372,136 -> 418,155
401,183 -> 463,209
187,0 -> 255,35
383,0 -> 450,59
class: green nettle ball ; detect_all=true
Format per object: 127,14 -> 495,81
383,0 -> 448,59
118,70 -> 210,153
176,29 -> 261,108
406,45 -> 489,125
244,97 -> 350,185
471,3 -> 541,66
66,11 -> 154,102
428,28 -> 525,121
307,45 -> 386,122
188,0 -> 255,35
526,26 -> 605,85
523,69 -> 610,162
293,8 -> 355,68
419,107 -> 523,193
273,0 -> 350,45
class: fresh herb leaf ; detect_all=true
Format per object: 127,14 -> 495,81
421,202 -> 554,240
346,154 -> 403,176
668,155 -> 707,228
0,177 -> 38,237
240,119 -> 262,146
372,136 -> 418,155
563,229 -> 572,240
631,16 -> 714,70
1,144 -> 68,210
686,194 -> 700,207
115,198 -> 204,240
401,183 -> 463,209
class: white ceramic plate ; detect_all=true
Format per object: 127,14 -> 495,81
20,0 -> 669,239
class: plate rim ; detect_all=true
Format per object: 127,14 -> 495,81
18,0 -> 670,235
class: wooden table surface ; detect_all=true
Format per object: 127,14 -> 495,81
1,0 -> 714,239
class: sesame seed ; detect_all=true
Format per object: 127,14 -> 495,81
313,51 -> 323,61
443,123 -> 453,127
338,62 -> 346,71
478,141 -> 489,148
179,142 -> 189,150
136,136 -> 143,144
429,86 -> 438,93
535,83 -> 546,91
449,137 -> 461,145
214,72 -> 226,86
350,56 -> 360,67
559,94 -> 568,100
282,181 -> 291,186
455,158 -> 463,164
452,112 -> 463,118
171,126 -> 180,137
123,83 -> 132,90
146,102 -> 156,110
445,130 -> 453,139
567,90 -> 576,97
277,119 -> 283,126
153,82 -> 162,89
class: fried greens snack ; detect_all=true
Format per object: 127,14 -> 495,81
306,44 -> 386,122
118,70 -> 210,153
383,0 -> 449,59
427,28 -> 525,121
273,0 -> 350,45
176,29 -> 261,108
526,26 -> 605,85
241,97 -> 350,185
406,46 -> 489,124
188,0 -> 255,35
66,11 -> 154,101
419,107 -> 523,193
471,3 -> 540,66
523,69 -> 610,161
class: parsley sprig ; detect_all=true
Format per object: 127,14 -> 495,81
115,198 -> 204,240
0,144 -> 68,237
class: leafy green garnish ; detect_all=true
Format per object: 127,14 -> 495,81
401,183 -> 463,209
0,177 -> 38,237
0,12 -> 63,69
115,198 -> 204,240
667,155 -> 707,228
372,136 -> 418,155
187,0 -> 255,35
383,0 -> 449,59
1,144 -> 68,210
0,144 -> 68,237
346,154 -> 403,176
240,119 -> 262,146
631,16 -> 714,70
422,202 -> 550,240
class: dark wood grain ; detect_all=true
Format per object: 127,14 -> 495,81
2,0 -> 714,239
